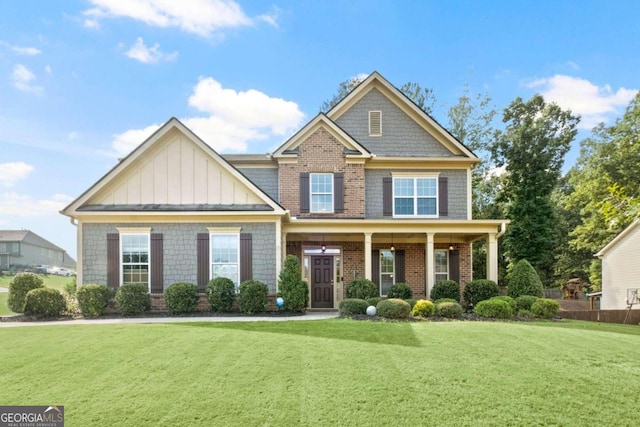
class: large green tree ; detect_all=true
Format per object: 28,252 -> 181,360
491,95 -> 579,285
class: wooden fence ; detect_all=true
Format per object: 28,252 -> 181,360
560,309 -> 640,324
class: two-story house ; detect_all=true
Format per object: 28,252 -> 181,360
0,229 -> 76,272
61,72 -> 507,309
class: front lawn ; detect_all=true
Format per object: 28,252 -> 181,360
1,319 -> 639,426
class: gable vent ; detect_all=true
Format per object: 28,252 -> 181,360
369,111 -> 382,136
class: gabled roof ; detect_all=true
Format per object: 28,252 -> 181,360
0,229 -> 64,252
272,113 -> 371,160
61,117 -> 286,217
326,71 -> 478,160
596,219 -> 640,258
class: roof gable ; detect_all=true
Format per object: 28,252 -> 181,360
596,219 -> 640,257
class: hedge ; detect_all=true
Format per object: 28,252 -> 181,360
76,284 -> 111,317
164,282 -> 199,314
8,272 -> 44,313
23,288 -> 67,318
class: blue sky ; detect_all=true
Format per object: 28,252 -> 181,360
1,0 -> 638,260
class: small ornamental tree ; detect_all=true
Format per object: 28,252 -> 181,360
277,255 -> 309,312
507,259 -> 544,299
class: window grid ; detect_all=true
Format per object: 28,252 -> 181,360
435,249 -> 449,283
210,234 -> 240,288
121,233 -> 150,287
393,177 -> 438,217
310,173 -> 334,213
380,249 -> 394,296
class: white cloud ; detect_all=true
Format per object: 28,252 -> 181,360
83,18 -> 100,29
111,124 -> 161,158
526,75 -> 638,129
125,37 -> 178,64
83,0 -> 269,38
0,40 -> 41,55
45,65 -> 52,74
0,192 -> 73,217
0,162 -> 34,187
12,64 -> 42,93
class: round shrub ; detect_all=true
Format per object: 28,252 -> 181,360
463,279 -> 499,307
430,280 -> 460,302
475,299 -> 513,319
387,283 -> 413,299
404,298 -> 418,309
434,298 -> 458,304
76,284 -> 111,317
277,255 -> 309,312
367,297 -> 384,307
339,298 -> 368,316
531,298 -> 560,318
237,280 -> 269,315
206,277 -> 236,312
23,288 -> 67,318
491,296 -> 517,313
115,283 -> 151,315
8,272 -> 44,313
507,259 -> 544,298
346,278 -> 378,300
164,282 -> 199,314
376,298 -> 411,319
515,295 -> 540,311
411,299 -> 435,317
435,301 -> 463,318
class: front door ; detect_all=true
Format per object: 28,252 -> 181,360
311,256 -> 333,308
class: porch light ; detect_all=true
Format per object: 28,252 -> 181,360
449,234 -> 454,251
321,244 -> 326,253
390,234 -> 395,252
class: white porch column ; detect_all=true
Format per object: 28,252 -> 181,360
275,221 -> 283,291
486,233 -> 498,283
76,219 -> 82,286
425,233 -> 435,297
364,233 -> 372,280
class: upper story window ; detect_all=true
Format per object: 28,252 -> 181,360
210,232 -> 240,288
310,173 -> 334,213
121,233 -> 150,287
369,111 -> 382,136
393,176 -> 438,217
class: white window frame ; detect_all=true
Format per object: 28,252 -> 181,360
209,229 -> 240,289
310,173 -> 334,213
120,232 -> 151,289
379,249 -> 395,296
435,249 -> 449,283
369,111 -> 382,136
392,175 -> 439,218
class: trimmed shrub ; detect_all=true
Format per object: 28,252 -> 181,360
277,255 -> 309,312
463,279 -> 499,307
206,277 -> 236,312
367,297 -> 384,307
430,280 -> 460,302
346,278 -> 378,300
491,296 -> 517,313
23,288 -> 67,318
63,278 -> 77,297
237,280 -> 269,315
507,259 -> 544,298
387,283 -> 413,299
531,298 -> 560,318
8,272 -> 44,313
515,295 -> 540,311
475,299 -> 513,319
404,298 -> 418,309
164,282 -> 199,314
376,298 -> 411,319
115,283 -> 151,315
436,301 -> 463,318
411,299 -> 435,317
339,298 -> 369,316
76,284 -> 111,317
434,298 -> 458,304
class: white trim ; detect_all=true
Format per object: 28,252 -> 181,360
116,227 -> 152,233
434,249 -> 449,283
207,227 -> 242,234
596,219 -> 640,257
119,232 -> 151,290
369,110 -> 382,136
391,171 -> 440,178
209,232 -> 240,287
379,248 -> 395,296
310,173 -> 334,213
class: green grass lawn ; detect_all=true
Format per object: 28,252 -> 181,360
0,274 -> 73,315
1,319 -> 639,426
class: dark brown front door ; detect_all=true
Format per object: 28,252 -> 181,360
311,256 -> 333,308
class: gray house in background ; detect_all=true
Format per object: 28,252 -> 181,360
0,230 -> 76,271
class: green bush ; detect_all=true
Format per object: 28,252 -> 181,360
387,283 -> 413,299
7,272 -> 44,313
339,298 -> 369,316
164,282 -> 199,314
23,288 -> 67,318
346,278 -> 378,300
63,278 -> 77,297
430,280 -> 460,302
237,280 -> 269,315
463,279 -> 499,307
491,296 -> 517,313
507,259 -> 544,299
404,298 -> 418,309
531,298 -> 560,318
515,295 -> 540,311
434,298 -> 458,304
206,277 -> 236,312
115,284 -> 151,315
277,255 -> 309,312
475,299 -> 513,319
411,299 -> 435,317
367,297 -> 384,307
435,301 -> 463,318
76,284 -> 111,317
376,298 -> 411,319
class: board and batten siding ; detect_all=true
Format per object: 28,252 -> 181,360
601,222 -> 640,310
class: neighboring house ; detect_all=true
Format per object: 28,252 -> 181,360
0,230 -> 76,271
595,219 -> 640,310
61,72 -> 507,309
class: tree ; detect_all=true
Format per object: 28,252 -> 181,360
320,75 -> 367,112
491,94 -> 579,285
399,82 -> 436,115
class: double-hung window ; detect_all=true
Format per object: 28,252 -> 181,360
121,233 -> 150,287
393,176 -> 438,217
310,173 -> 334,213
210,232 -> 240,288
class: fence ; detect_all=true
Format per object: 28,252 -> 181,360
560,309 -> 640,324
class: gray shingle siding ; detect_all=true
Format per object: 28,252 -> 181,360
335,88 -> 454,157
237,167 -> 279,201
82,222 -> 277,292
365,169 -> 467,219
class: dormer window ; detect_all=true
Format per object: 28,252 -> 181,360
369,111 -> 382,136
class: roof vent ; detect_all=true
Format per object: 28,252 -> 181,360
369,111 -> 382,136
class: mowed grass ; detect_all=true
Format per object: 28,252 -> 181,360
1,319 -> 639,426
0,274 -> 72,315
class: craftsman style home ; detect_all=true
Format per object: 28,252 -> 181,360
62,72 -> 507,309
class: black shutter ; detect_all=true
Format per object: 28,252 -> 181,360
394,250 -> 405,283
334,173 -> 344,213
383,177 -> 393,216
107,233 -> 119,289
439,176 -> 448,217
197,233 -> 209,292
449,249 -> 460,284
300,172 -> 310,213
371,250 -> 380,291
150,233 -> 163,294
240,233 -> 252,283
